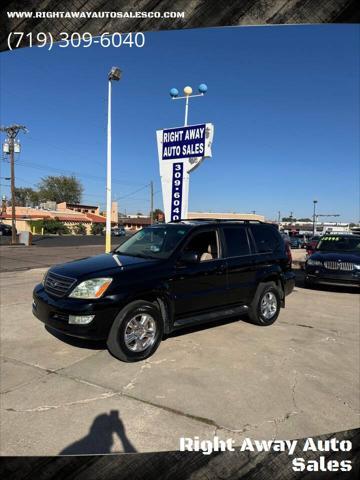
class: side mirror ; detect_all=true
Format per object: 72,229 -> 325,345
178,251 -> 199,265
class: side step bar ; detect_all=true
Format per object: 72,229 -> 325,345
173,304 -> 248,329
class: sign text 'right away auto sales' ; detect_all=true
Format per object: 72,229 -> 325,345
162,124 -> 205,160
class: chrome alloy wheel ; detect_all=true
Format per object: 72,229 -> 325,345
260,292 -> 278,320
124,313 -> 157,352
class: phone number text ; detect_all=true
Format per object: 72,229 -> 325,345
7,32 -> 146,50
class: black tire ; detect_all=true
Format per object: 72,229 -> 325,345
247,282 -> 281,326
107,300 -> 163,362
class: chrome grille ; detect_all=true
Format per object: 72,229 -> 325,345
44,271 -> 76,297
323,261 -> 354,271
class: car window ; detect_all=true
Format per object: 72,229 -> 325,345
251,225 -> 282,253
223,227 -> 250,257
115,226 -> 189,259
183,230 -> 219,262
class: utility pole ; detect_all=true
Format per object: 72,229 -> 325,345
278,211 -> 281,224
0,124 -> 27,245
150,181 -> 154,225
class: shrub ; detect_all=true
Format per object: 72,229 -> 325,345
29,219 -> 70,234
73,223 -> 87,235
91,223 -> 105,235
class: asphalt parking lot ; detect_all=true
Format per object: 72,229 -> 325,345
0,245 -> 359,455
0,235 -> 128,272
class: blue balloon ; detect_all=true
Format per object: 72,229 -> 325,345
198,83 -> 208,94
170,88 -> 179,98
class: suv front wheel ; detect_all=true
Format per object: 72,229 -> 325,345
248,282 -> 281,326
107,300 -> 164,362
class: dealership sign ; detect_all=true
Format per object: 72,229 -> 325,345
162,124 -> 210,160
157,123 -> 214,222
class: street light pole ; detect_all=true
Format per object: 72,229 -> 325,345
106,78 -> 112,253
170,84 -> 208,127
312,200 -> 318,236
105,67 -> 121,254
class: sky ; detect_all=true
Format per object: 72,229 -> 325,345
0,25 -> 359,221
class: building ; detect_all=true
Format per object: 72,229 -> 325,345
118,216 -> 151,231
58,202 -> 100,215
116,211 -> 265,231
0,202 -> 117,235
281,221 -> 351,235
188,211 -> 265,222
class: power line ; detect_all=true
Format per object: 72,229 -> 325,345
114,183 -> 150,200
0,158 -> 147,187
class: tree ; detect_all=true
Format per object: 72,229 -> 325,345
14,187 -> 39,206
281,217 -> 296,222
73,223 -> 87,235
37,175 -> 83,204
297,218 -> 312,222
152,208 -> 165,221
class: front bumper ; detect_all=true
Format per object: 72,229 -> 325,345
32,284 -> 120,340
305,267 -> 360,288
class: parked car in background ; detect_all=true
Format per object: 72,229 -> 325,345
297,235 -> 309,248
306,235 -> 321,256
289,236 -> 302,249
33,220 -> 295,362
0,223 -> 12,236
305,234 -> 360,288
112,226 -> 126,237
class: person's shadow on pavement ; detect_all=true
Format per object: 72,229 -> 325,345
59,410 -> 137,455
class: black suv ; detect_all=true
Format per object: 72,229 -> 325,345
33,220 -> 295,362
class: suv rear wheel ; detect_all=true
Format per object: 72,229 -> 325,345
248,282 -> 281,326
107,300 -> 163,362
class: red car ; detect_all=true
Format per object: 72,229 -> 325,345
306,235 -> 321,256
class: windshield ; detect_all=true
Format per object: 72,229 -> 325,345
115,225 -> 189,259
316,235 -> 360,252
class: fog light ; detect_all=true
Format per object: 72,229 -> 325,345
68,315 -> 95,325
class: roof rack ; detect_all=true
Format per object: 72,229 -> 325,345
170,218 -> 264,224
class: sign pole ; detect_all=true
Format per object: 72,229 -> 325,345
157,84 -> 213,223
184,95 -> 189,126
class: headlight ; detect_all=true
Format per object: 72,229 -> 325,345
307,259 -> 322,266
354,264 -> 360,270
69,278 -> 112,299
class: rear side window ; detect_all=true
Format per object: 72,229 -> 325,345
223,227 -> 250,257
251,225 -> 282,253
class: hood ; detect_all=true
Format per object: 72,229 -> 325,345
311,251 -> 360,263
50,253 -> 161,279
